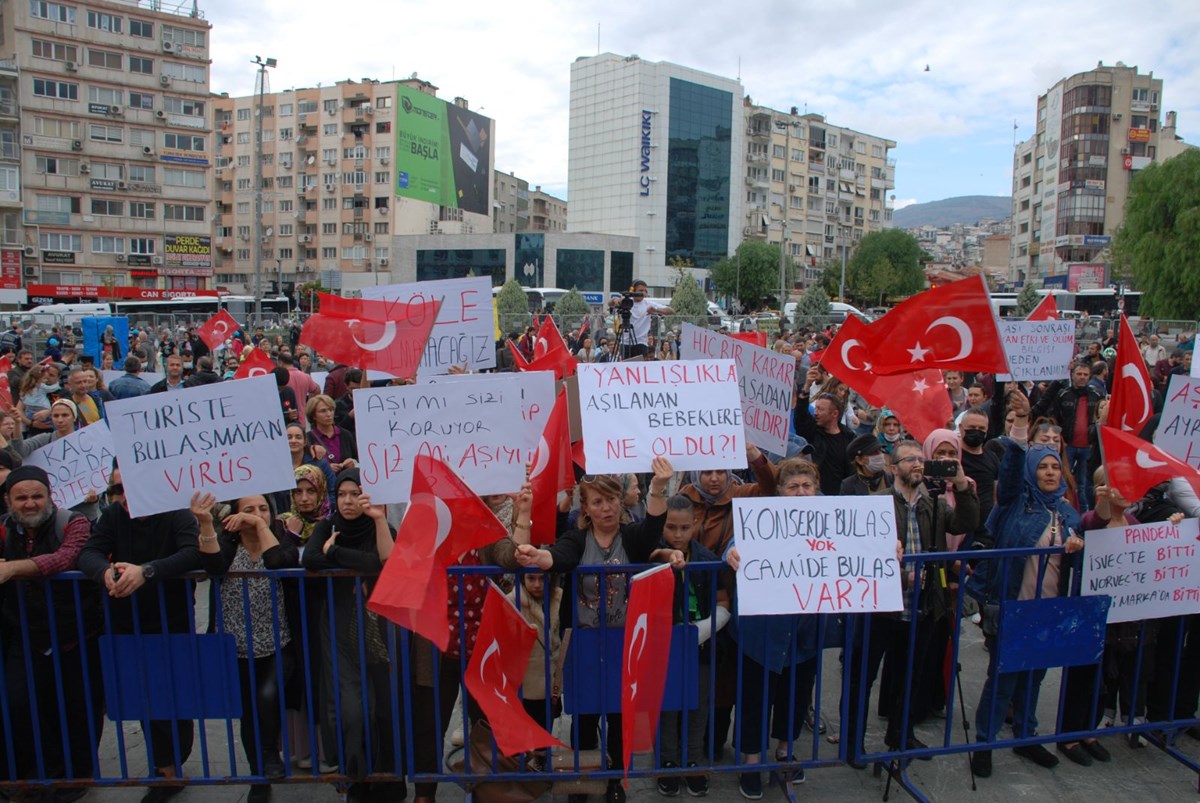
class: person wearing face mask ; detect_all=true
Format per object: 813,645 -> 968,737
840,434 -> 892,495
873,409 -> 904,454
958,407 -> 1001,549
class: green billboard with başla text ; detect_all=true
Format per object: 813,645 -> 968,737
394,85 -> 492,216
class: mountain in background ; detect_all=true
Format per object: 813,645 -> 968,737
893,195 -> 1011,228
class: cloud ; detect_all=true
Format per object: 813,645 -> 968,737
893,198 -> 919,211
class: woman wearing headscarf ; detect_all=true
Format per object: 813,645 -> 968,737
280,464 -> 330,545
874,409 -> 904,454
302,469 -> 402,802
966,442 -> 1084,778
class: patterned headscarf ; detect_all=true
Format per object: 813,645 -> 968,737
285,463 -> 330,542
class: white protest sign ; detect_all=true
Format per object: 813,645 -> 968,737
103,370 -> 164,388
1154,374 -> 1200,469
577,361 -> 746,474
24,422 -> 116,509
105,374 -> 294,518
1082,518 -> 1200,624
997,320 -> 1076,382
679,323 -> 794,457
360,276 -> 496,378
1192,339 -> 1200,378
354,371 -> 555,503
732,495 -> 902,615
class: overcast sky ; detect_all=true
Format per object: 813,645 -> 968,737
203,0 -> 1200,209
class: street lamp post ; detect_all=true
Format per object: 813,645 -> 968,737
251,56 -> 276,326
839,227 -> 847,302
774,117 -> 799,313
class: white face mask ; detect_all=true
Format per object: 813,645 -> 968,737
883,430 -> 902,442
866,454 -> 887,473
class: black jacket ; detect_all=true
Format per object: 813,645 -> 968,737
1033,381 -> 1103,442
792,397 -> 854,496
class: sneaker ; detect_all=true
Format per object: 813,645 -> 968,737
970,750 -> 992,778
1012,744 -> 1059,769
738,772 -> 763,800
683,764 -> 708,797
657,762 -> 680,797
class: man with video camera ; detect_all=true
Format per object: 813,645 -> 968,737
608,279 -> 672,359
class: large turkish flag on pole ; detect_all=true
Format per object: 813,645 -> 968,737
1108,315 -> 1154,434
299,293 -> 440,379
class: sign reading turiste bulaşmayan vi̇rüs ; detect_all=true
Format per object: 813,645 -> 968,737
639,109 -> 652,197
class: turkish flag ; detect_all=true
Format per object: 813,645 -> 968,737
507,339 -> 529,368
1026,294 -> 1058,322
234,348 -> 277,380
465,585 -> 566,756
1108,315 -> 1154,434
529,389 -> 575,545
865,276 -> 1007,375
0,354 -> 11,410
821,316 -> 952,442
1100,425 -> 1200,502
621,563 -> 675,780
196,309 -> 242,351
367,487 -> 440,618
575,316 -> 590,341
518,316 -> 577,381
373,456 -> 509,652
730,331 -> 768,348
300,293 -> 440,379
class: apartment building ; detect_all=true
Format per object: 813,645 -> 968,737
493,169 -> 529,232
4,0 -> 213,303
1009,62 -> 1167,287
742,101 -> 896,290
528,185 -> 566,232
212,76 -> 493,296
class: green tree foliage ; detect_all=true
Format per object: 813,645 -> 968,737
816,258 -> 842,299
1014,283 -> 1041,317
554,287 -> 590,333
793,284 -> 831,327
295,281 -> 329,313
668,268 -> 710,327
496,278 -> 530,337
1112,149 -> 1200,319
843,229 -> 927,307
709,241 -> 796,310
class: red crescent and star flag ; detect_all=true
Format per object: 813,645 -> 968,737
1108,315 -> 1154,434
233,347 -> 276,380
1099,425 -> 1200,504
196,309 -> 242,351
621,563 -> 675,782
299,292 -> 441,379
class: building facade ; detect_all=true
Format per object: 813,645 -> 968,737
1009,62 -> 1169,288
528,185 -> 566,233
742,101 -> 896,290
212,76 -> 494,297
493,169 -> 529,232
568,53 -> 743,291
3,0 -> 213,304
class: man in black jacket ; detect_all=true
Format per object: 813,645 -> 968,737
794,366 -> 854,496
183,356 -> 221,388
78,467 -> 203,802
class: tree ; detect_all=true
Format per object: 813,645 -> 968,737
554,287 -> 590,334
815,258 -> 842,299
495,279 -> 530,337
295,281 -> 330,313
793,284 -> 831,328
1014,283 -> 1041,317
1112,149 -> 1200,319
843,229 -> 927,307
668,265 -> 710,327
709,241 -> 796,311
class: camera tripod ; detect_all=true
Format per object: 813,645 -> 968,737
614,310 -> 642,361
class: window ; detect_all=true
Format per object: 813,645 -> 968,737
374,221 -> 388,234
261,200 -> 273,212
342,171 -> 366,186
129,91 -> 154,110
89,124 -> 123,143
130,18 -> 153,38
34,117 -> 79,138
36,156 -> 79,176
161,62 -> 206,83
130,201 -> 154,219
128,165 -> 154,182
129,56 -> 154,75
163,133 -> 205,151
87,10 -> 121,31
30,1 -> 76,24
162,25 -> 205,47
163,168 -> 205,188
130,238 -> 155,255
31,39 -> 77,62
374,171 -> 389,184
872,144 -> 883,158
323,99 -> 339,114
90,199 -> 124,216
162,97 -> 205,118
235,201 -> 250,214
321,172 -> 337,185
33,79 -> 78,100
128,128 -> 154,147
322,247 -> 337,259
260,106 -> 274,118
279,127 -> 293,140
236,178 -> 251,190
236,225 -> 250,239
297,100 -> 317,114
771,169 -> 785,182
323,124 -> 337,136
261,177 -> 274,190
89,86 -> 123,106
375,122 -> 390,134
164,204 -> 204,221
236,249 -> 250,260
277,175 -> 293,188
236,108 -> 251,121
279,200 -> 293,212
279,103 -> 293,117
39,233 -> 82,251
321,222 -> 336,234
322,148 -> 337,162
87,48 -> 122,69
91,235 -> 125,253
91,162 -> 122,180
278,247 -> 293,260
236,132 -> 250,144
375,146 -> 391,159
343,145 -> 366,159
0,167 -> 16,194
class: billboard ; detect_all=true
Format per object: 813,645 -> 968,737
394,85 -> 492,215
1067,263 -> 1106,292
164,234 -> 212,274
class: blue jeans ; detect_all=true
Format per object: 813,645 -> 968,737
974,635 -> 1047,742
1066,444 -> 1091,511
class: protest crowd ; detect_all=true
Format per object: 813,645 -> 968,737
0,275 -> 1198,803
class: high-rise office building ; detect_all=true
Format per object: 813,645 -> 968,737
3,0 -> 213,304
568,53 -> 743,291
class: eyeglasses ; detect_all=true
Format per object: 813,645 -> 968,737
106,483 -> 124,497
1035,423 -> 1063,434
896,456 -> 922,465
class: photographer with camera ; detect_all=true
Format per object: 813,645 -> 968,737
607,279 -> 672,359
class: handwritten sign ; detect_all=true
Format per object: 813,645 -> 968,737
105,374 -> 294,517
732,495 -> 902,615
998,320 -> 1075,382
577,361 -> 746,474
1081,518 -> 1200,624
360,276 -> 496,378
1155,374 -> 1200,469
679,322 -> 794,456
354,371 -> 554,503
24,422 -> 116,509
